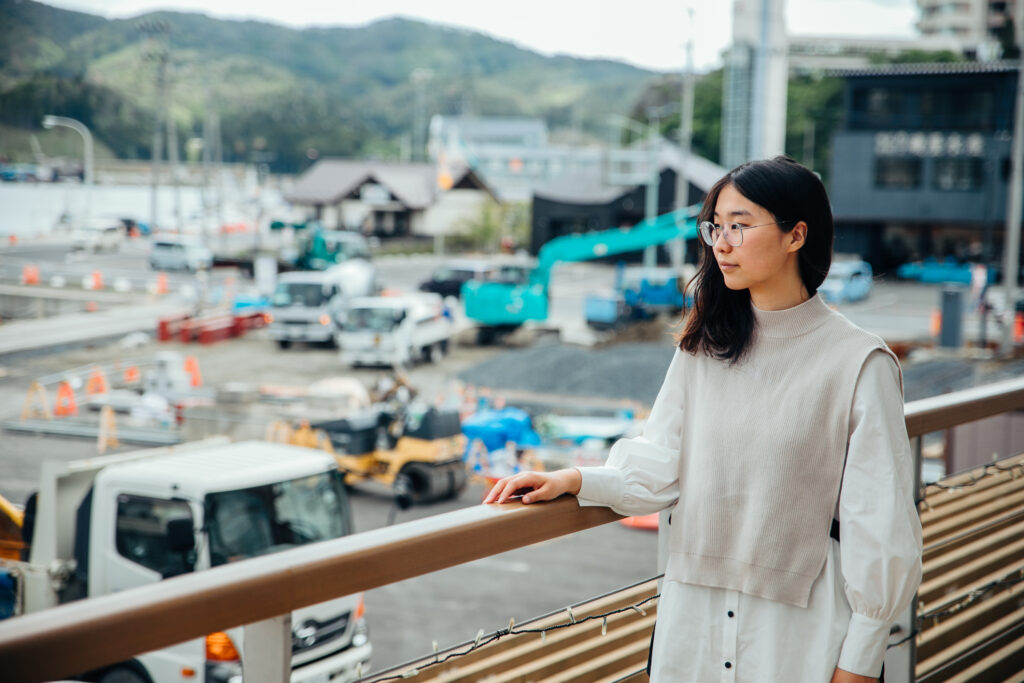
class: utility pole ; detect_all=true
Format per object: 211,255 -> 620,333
674,5 -> 696,269
644,110 -> 660,269
168,109 -> 181,231
141,19 -> 170,233
1002,0 -> 1024,355
411,68 -> 433,163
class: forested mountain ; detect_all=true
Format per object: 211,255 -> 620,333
0,0 -> 661,172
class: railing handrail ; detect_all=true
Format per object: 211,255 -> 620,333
0,497 -> 620,682
1,375 -> 1023,681
904,375 -> 1024,438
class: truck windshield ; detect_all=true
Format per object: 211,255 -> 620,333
343,307 -> 403,332
205,470 -> 350,566
272,282 -> 328,308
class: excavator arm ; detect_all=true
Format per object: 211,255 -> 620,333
464,205 -> 699,328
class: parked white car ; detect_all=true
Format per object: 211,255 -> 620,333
148,236 -> 214,272
71,218 -> 124,253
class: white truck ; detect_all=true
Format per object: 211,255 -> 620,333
0,440 -> 372,683
268,261 -> 377,349
337,293 -> 454,367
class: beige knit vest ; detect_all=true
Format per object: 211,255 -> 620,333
666,294 -> 901,607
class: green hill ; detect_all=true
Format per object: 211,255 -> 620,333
0,0 -> 659,172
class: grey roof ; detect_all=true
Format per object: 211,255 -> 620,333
533,167 -> 628,204
287,160 -> 440,208
533,142 -> 727,205
829,60 -> 1020,78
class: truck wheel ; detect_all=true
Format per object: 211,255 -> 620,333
398,462 -> 434,504
98,665 -> 151,683
476,327 -> 496,345
427,343 -> 444,363
277,340 -> 292,350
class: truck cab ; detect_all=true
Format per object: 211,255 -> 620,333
6,441 -> 371,683
268,263 -> 376,349
337,293 -> 453,367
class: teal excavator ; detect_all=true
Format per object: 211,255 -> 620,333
462,206 -> 699,343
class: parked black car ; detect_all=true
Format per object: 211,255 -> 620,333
418,260 -> 496,299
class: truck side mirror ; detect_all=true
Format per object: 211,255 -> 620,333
166,518 -> 195,553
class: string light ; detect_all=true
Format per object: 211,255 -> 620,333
885,566 -> 1024,652
359,588 -> 661,683
925,461 -> 1024,492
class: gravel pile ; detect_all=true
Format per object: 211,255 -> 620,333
458,339 -> 1024,408
457,340 -> 675,405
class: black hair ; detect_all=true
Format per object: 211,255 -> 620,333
679,155 -> 833,362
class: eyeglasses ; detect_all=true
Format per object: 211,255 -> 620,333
699,220 -> 795,247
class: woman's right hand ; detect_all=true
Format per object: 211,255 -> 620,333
483,468 -> 582,505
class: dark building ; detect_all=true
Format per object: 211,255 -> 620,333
530,146 -> 725,259
829,62 -> 1020,274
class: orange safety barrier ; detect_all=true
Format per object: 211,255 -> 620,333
54,381 -> 78,417
198,318 -> 237,344
20,265 -> 40,285
1015,311 -> 1024,344
85,367 -> 109,395
183,356 -> 202,387
123,365 -> 141,383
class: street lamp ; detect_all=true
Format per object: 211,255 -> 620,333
42,115 -> 94,222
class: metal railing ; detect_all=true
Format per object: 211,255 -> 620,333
1,376 -> 1023,682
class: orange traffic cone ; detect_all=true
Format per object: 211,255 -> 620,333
91,270 -> 103,290
123,365 -> 140,383
183,355 -> 202,387
155,272 -> 168,295
930,309 -> 942,338
85,367 -> 109,395
1014,311 -> 1024,345
20,265 -> 39,285
54,381 -> 78,417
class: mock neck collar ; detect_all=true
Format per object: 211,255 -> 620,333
751,293 -> 832,338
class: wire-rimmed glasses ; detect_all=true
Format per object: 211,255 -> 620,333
698,220 -> 795,247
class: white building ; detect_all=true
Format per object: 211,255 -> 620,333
916,0 -> 1016,56
285,160 -> 497,239
428,115 -> 603,202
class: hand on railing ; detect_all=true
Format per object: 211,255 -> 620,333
483,468 -> 582,505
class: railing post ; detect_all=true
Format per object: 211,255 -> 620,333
243,613 -> 291,682
884,435 -> 923,683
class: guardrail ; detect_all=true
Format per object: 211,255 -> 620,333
0,376 -> 1022,682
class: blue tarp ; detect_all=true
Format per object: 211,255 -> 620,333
461,407 -> 541,455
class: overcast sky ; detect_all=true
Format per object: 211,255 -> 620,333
44,0 -> 920,72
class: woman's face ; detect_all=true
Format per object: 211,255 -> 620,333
711,183 -> 805,299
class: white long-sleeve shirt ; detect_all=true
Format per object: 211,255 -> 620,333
577,349 -> 922,681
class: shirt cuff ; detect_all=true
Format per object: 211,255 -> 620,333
837,612 -> 890,678
575,466 -> 624,508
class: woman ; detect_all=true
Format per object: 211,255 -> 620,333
484,156 -> 922,683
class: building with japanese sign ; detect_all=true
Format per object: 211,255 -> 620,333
828,61 -> 1019,274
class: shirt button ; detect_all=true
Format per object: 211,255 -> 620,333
727,610 -> 735,618
725,661 -> 733,669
